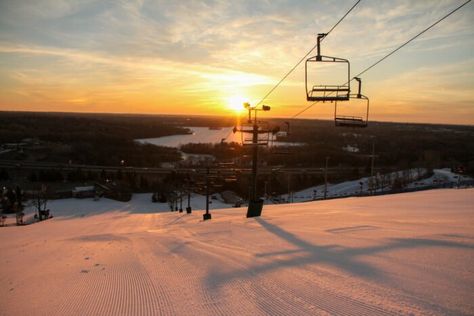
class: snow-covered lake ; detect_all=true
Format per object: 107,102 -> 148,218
136,127 -> 304,148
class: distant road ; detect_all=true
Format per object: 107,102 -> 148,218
0,159 -> 365,176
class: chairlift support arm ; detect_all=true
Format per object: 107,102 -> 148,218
355,77 -> 362,98
316,33 -> 327,61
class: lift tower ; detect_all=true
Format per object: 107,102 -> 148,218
233,103 -> 272,217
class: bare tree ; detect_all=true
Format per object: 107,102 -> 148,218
33,185 -> 50,221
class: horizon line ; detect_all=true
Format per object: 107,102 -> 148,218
0,109 -> 472,128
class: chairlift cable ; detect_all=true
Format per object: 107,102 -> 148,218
254,0 -> 362,108
291,0 -> 472,119
325,0 -> 362,37
291,102 -> 318,118
354,0 -> 471,78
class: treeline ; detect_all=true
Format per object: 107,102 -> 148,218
26,168 -> 153,192
266,119 -> 474,174
0,112 -> 191,143
1,112 -> 473,175
178,119 -> 474,176
180,142 -> 245,161
0,112 -> 185,166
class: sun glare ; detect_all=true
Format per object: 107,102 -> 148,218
226,96 -> 247,114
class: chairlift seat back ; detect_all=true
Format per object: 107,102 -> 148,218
334,93 -> 369,128
306,55 -> 351,102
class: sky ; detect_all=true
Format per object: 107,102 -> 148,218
0,0 -> 473,125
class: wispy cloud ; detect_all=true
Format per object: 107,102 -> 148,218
0,0 -> 473,122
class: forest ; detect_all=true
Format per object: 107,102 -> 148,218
0,111 -> 473,175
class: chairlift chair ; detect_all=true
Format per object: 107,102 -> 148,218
305,33 -> 350,102
334,77 -> 369,128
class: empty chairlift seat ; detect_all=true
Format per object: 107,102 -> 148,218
334,77 -> 369,128
305,33 -> 351,102
334,112 -> 367,127
308,84 -> 351,102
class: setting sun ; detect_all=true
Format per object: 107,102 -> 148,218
226,96 -> 248,114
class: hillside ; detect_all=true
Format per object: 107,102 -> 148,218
1,189 -> 473,315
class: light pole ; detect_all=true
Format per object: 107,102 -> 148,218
287,172 -> 291,203
264,180 -> 268,201
370,141 -> 375,194
324,156 -> 330,199
185,174 -> 192,214
203,167 -> 211,220
186,190 -> 192,214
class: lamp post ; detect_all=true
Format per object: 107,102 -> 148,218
264,180 -> 268,201
324,156 -> 330,199
287,172 -> 291,203
369,141 -> 375,194
203,167 -> 211,220
186,190 -> 192,214
184,174 -> 192,214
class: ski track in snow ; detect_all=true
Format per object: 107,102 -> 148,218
186,227 -> 402,316
46,235 -> 167,316
1,188 -> 473,315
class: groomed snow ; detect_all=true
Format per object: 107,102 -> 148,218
1,189 -> 473,315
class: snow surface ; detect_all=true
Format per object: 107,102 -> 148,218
342,145 -> 359,153
282,168 -> 471,203
32,193 -> 233,218
406,168 -> 471,188
1,189 -> 473,315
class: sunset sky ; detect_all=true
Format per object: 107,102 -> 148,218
0,0 -> 473,124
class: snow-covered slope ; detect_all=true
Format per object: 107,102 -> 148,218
1,189 -> 473,315
20,193 -> 233,219
282,168 -> 471,203
406,168 -> 471,188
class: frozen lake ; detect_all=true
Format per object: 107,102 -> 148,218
136,126 -> 304,148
